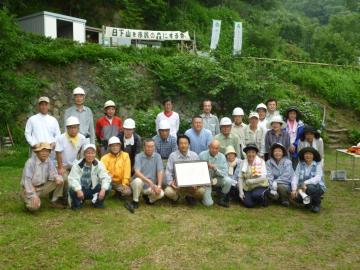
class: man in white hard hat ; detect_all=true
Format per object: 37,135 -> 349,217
55,116 -> 87,203
200,99 -> 220,136
95,100 -> 123,156
68,144 -> 111,209
25,96 -> 61,158
152,119 -> 177,161
231,107 -> 247,153
64,87 -> 95,144
185,115 -> 212,155
215,117 -> 241,157
100,136 -> 131,199
20,142 -> 64,212
256,103 -> 268,130
125,138 -> 164,212
155,98 -> 180,138
243,112 -> 266,158
118,118 -> 141,175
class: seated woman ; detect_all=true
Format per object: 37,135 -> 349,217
68,144 -> 111,210
266,143 -> 294,207
291,147 -> 326,213
298,126 -> 324,167
225,145 -> 241,202
238,143 -> 269,208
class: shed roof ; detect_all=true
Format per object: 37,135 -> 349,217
18,11 -> 86,23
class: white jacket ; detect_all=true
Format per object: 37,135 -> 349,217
68,158 -> 111,192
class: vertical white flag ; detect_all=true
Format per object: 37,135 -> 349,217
210,19 -> 221,50
233,22 -> 243,55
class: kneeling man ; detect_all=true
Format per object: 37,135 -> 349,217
68,144 -> 111,209
21,142 -> 64,212
126,139 -> 164,212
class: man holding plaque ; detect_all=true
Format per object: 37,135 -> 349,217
199,140 -> 233,208
165,135 -> 209,206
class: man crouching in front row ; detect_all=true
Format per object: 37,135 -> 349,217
20,142 -> 64,212
68,144 -> 111,210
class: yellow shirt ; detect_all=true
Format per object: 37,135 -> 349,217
100,151 -> 131,186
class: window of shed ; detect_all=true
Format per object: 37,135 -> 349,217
57,19 -> 73,39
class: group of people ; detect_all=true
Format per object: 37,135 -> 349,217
21,86 -> 326,214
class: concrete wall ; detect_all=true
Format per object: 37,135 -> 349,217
18,15 -> 44,35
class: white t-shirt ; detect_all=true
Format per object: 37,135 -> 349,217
155,112 -> 180,138
25,113 -> 61,146
55,133 -> 87,167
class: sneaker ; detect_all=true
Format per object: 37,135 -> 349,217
124,201 -> 135,213
132,200 -> 139,209
185,195 -> 197,206
93,201 -> 105,209
51,199 -> 66,209
142,195 -> 153,205
311,205 -> 321,213
113,191 -> 122,200
281,200 -> 290,207
217,194 -> 229,208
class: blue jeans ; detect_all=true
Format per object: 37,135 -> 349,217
242,187 -> 268,208
69,184 -> 107,209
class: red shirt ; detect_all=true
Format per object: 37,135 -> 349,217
95,116 -> 123,142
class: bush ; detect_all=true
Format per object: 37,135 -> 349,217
348,129 -> 360,145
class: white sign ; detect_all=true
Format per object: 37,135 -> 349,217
174,161 -> 211,187
210,19 -> 221,50
233,22 -> 243,55
104,26 -> 191,41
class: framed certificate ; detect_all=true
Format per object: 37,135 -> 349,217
174,160 -> 211,187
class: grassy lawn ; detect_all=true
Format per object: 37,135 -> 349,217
0,146 -> 359,269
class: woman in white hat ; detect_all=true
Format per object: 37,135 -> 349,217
264,115 -> 291,160
291,147 -> 326,213
68,144 -> 111,209
225,145 -> 242,202
266,143 -> 294,207
95,100 -> 123,156
239,143 -> 269,208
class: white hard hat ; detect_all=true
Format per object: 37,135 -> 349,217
220,117 -> 232,126
232,107 -> 244,116
256,103 -> 267,111
66,116 -> 80,126
123,118 -> 136,129
73,86 -> 85,95
248,112 -> 259,119
104,100 -> 116,109
158,119 -> 170,130
83,144 -> 96,152
108,136 -> 121,146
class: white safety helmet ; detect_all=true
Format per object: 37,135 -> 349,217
232,107 -> 244,116
248,112 -> 259,119
83,144 -> 96,152
73,86 -> 86,95
219,117 -> 232,126
104,100 -> 116,109
66,116 -> 80,126
108,136 -> 121,146
158,119 -> 171,130
256,103 -> 267,111
123,118 -> 136,129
